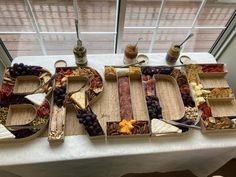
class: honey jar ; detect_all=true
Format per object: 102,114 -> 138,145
124,44 -> 138,64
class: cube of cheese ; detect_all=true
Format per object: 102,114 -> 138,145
196,90 -> 202,96
196,97 -> 205,106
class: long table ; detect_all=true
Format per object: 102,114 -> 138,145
0,53 -> 236,177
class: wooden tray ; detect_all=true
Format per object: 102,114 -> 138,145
154,74 -> 185,121
117,75 -> 134,120
48,95 -> 66,142
198,72 -> 229,89
13,76 -> 41,94
200,63 -> 226,73
106,74 -> 150,137
94,80 -> 120,133
200,120 -> 236,133
208,99 -> 236,117
65,104 -> 86,136
5,104 -> 36,126
130,76 -> 149,123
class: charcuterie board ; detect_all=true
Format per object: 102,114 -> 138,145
1,62 -> 236,143
105,66 -> 197,136
0,63 -> 52,142
185,64 -> 236,132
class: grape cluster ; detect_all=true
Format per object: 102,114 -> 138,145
11,128 -> 37,139
159,67 -> 173,75
142,67 -> 160,76
76,109 -> 104,136
9,63 -> 42,78
0,95 -> 31,107
53,86 -> 66,107
146,96 -> 163,120
142,67 -> 173,76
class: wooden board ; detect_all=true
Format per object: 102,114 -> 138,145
208,99 -> 236,117
65,104 -> 86,136
5,104 -> 36,126
92,80 -> 120,133
48,105 -> 66,142
43,78 -> 150,137
130,78 -> 149,121
198,72 -> 229,89
155,74 -> 185,121
45,80 -> 120,137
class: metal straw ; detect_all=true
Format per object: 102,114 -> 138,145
178,33 -> 194,47
75,19 -> 79,40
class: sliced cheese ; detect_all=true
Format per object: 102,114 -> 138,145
70,91 -> 86,109
0,124 -> 15,140
117,68 -> 129,77
151,119 -> 182,134
25,93 -> 46,106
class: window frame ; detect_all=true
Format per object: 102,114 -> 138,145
0,0 -> 234,56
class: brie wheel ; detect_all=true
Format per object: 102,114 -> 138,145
0,124 -> 15,140
151,119 -> 182,134
25,93 -> 46,106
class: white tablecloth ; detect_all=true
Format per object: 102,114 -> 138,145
0,53 -> 236,177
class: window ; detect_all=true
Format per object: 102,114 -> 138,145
0,0 -> 235,58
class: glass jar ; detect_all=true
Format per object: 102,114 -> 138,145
73,40 -> 87,66
166,44 -> 181,64
124,44 -> 138,64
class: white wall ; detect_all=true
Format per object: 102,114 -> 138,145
218,33 -> 236,93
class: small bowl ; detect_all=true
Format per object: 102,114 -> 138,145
179,55 -> 196,64
54,60 -> 67,68
137,54 -> 149,65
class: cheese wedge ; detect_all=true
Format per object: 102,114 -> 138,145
151,119 -> 182,134
0,124 -> 15,140
70,91 -> 86,109
25,93 -> 46,106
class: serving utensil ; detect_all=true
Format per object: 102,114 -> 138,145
162,119 -> 201,130
177,33 -> 194,47
64,77 -> 92,106
134,37 -> 143,48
